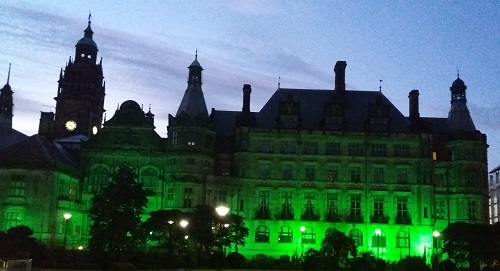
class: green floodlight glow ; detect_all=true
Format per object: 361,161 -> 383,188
433,231 -> 440,237
375,228 -> 381,235
300,226 -> 306,232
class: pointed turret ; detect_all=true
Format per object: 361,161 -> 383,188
175,52 -> 209,118
0,64 -> 14,129
75,13 -> 98,63
446,74 -> 476,133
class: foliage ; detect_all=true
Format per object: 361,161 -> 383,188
220,213 -> 250,251
301,248 -> 321,270
350,252 -> 384,271
0,225 -> 47,262
391,256 -> 430,271
438,259 -> 456,271
88,165 -> 151,262
226,252 -> 246,268
441,222 -> 499,271
320,229 -> 357,269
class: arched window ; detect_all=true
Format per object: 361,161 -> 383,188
349,228 -> 363,246
88,164 -> 109,194
140,167 -> 159,192
255,225 -> 270,243
278,226 -> 293,243
396,230 -> 410,248
301,227 -> 316,244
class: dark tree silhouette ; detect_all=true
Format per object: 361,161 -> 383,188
141,209 -> 189,256
88,165 -> 150,263
320,229 -> 357,270
0,225 -> 47,262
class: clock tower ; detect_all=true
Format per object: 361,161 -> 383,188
52,15 -> 105,139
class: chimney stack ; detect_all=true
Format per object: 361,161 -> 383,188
334,61 -> 347,94
242,84 -> 252,113
409,89 -> 420,120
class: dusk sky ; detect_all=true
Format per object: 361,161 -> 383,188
1,1 -> 499,169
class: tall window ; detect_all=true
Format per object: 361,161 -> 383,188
88,165 -> 109,194
165,187 -> 174,207
397,197 -> 409,218
435,200 -> 445,219
326,142 -> 341,155
468,200 -> 477,220
372,230 -> 387,247
303,193 -> 316,219
280,192 -> 293,219
396,230 -> 410,248
350,195 -> 361,216
397,168 -> 408,184
326,194 -> 338,221
171,131 -> 178,146
349,229 -> 363,246
373,167 -> 384,183
4,211 -> 23,230
303,141 -> 319,154
466,171 -> 477,186
10,174 -> 26,197
213,190 -> 227,205
350,167 -> 361,182
282,164 -> 294,180
326,165 -> 339,181
305,165 -> 316,181
394,144 -> 410,157
140,167 -> 159,192
348,143 -> 364,156
281,140 -> 296,154
183,187 -> 194,208
374,198 -> 384,217
256,191 -> 270,219
371,144 -> 387,157
259,163 -> 271,179
278,226 -> 293,243
255,225 -> 270,243
302,227 -> 316,244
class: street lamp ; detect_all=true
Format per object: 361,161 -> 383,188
432,231 -> 441,269
215,206 -> 230,271
374,229 -> 381,258
300,226 -> 306,256
63,213 -> 72,249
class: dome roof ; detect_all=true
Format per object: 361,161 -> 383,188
76,37 -> 98,49
120,100 -> 142,111
452,77 -> 465,88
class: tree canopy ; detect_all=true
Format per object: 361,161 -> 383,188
88,165 -> 151,260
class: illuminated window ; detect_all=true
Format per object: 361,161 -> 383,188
374,198 -> 384,217
255,225 -> 270,243
350,195 -> 361,217
256,191 -> 270,219
280,192 -> 293,220
396,230 -> 409,248
171,131 -> 178,146
349,229 -> 363,246
187,141 -> 195,146
432,151 -> 437,161
372,231 -> 386,248
326,194 -> 338,221
301,227 -> 316,244
278,226 -> 293,243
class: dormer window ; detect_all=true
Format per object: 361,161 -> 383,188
188,141 -> 195,146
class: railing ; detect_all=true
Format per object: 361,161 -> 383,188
395,216 -> 412,225
370,215 -> 389,224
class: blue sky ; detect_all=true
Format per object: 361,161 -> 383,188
1,1 -> 499,169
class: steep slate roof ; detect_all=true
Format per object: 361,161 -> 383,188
0,134 -> 78,171
0,124 -> 28,150
176,84 -> 209,119
257,88 -> 410,132
105,100 -> 154,127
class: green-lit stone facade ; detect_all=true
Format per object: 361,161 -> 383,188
0,20 -> 488,264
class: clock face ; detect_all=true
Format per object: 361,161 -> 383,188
65,120 -> 77,131
92,126 -> 98,135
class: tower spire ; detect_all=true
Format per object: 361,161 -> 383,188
7,63 -> 11,85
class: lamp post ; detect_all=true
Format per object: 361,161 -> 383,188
300,226 -> 306,256
215,206 -> 230,271
375,229 -> 381,258
432,231 -> 440,270
63,213 -> 72,250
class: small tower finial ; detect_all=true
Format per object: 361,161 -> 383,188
457,69 -> 460,79
379,79 -> 383,92
278,76 -> 281,89
88,11 -> 92,23
7,63 -> 11,84
195,50 -> 198,60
